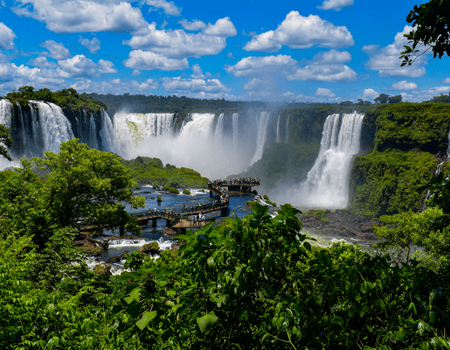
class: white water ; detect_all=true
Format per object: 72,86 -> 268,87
232,113 -> 239,154
31,101 -> 74,154
113,112 -> 258,178
290,112 -> 364,209
285,115 -> 290,144
214,113 -> 224,142
249,111 -> 271,166
89,114 -> 99,150
99,109 -> 117,154
0,99 -> 12,127
276,115 -> 280,143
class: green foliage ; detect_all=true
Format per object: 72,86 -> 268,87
169,187 -> 179,194
0,139 -> 144,249
401,0 -> 450,66
350,150 -> 436,217
113,204 -> 450,349
183,189 -> 191,195
122,156 -> 208,188
6,86 -> 107,113
373,103 -> 450,154
263,194 -> 276,206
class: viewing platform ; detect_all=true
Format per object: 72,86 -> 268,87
208,178 -> 260,196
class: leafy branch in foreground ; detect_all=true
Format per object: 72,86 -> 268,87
400,0 -> 450,66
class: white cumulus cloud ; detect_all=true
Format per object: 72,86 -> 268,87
288,50 -> 356,82
178,19 -> 206,31
362,88 -> 379,101
203,17 -> 237,37
124,50 -> 189,71
145,0 -> 181,16
363,26 -> 427,78
78,36 -> 101,54
391,80 -> 418,90
316,87 -> 336,98
161,76 -> 233,99
12,0 -> 148,33
124,22 -> 229,58
243,11 -> 354,52
318,0 -> 354,11
40,40 -> 71,59
28,56 -> 58,68
58,55 -> 117,78
225,54 -> 297,77
0,23 -> 16,50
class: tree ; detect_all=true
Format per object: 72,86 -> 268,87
401,0 -> 450,66
374,93 -> 389,104
0,124 -> 13,161
388,94 -> 402,104
0,139 -> 145,249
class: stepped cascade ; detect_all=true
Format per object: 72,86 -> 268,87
297,112 -> 365,209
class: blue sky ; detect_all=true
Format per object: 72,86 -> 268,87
0,0 -> 447,103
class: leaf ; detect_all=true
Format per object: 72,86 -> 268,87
197,311 -> 218,333
136,310 -> 157,330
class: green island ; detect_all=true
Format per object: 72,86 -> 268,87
122,156 -> 209,189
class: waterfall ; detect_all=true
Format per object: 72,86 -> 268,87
32,101 -> 74,154
298,112 -> 364,209
114,113 -> 175,148
232,113 -> 239,153
214,113 -> 225,142
99,109 -> 117,153
0,99 -> 12,128
285,115 -> 289,144
249,111 -> 271,166
276,115 -> 280,143
89,114 -> 99,150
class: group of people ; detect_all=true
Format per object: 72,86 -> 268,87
209,177 -> 261,187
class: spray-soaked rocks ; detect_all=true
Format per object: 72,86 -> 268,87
299,209 -> 383,242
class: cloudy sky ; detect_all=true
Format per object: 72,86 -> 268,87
0,0 -> 446,103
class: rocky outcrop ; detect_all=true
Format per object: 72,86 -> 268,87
300,209 -> 384,242
73,233 -> 109,256
141,242 -> 160,255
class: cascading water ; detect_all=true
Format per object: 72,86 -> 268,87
297,112 -> 364,209
276,115 -> 280,143
31,101 -> 75,154
232,113 -> 239,153
99,109 -> 118,153
214,113 -> 225,143
285,115 -> 290,144
0,99 -> 12,128
249,111 -> 271,166
89,114 -> 99,150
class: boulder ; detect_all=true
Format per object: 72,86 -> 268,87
141,242 -> 160,255
106,255 -> 121,263
93,263 -> 111,276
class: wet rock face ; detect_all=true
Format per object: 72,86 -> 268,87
299,209 -> 385,242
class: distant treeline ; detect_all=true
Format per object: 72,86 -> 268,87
86,93 -> 266,116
